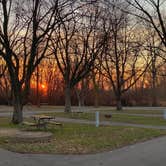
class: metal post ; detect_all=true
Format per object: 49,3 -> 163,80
95,111 -> 99,127
163,110 -> 166,119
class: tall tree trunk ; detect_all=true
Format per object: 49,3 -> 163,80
78,97 -> 81,107
92,75 -> 99,108
151,62 -> 157,106
94,88 -> 99,108
65,84 -> 71,112
12,91 -> 23,124
116,95 -> 122,111
80,94 -> 85,107
77,93 -> 85,107
76,90 -> 81,107
80,79 -> 85,107
36,64 -> 40,107
152,94 -> 157,106
152,77 -> 157,106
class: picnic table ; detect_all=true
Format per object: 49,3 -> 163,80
29,115 -> 62,129
23,115 -> 63,129
30,115 -> 54,129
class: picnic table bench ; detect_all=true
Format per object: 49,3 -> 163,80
22,121 -> 38,127
48,121 -> 63,126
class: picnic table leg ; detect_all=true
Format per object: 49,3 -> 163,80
37,119 -> 47,130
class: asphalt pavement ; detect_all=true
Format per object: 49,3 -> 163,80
0,136 -> 166,166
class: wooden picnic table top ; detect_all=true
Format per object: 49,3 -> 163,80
31,115 -> 54,121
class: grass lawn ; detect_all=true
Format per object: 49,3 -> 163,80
0,117 -> 166,154
34,106 -> 165,115
95,109 -> 164,115
107,114 -> 166,126
1,105 -> 164,115
43,112 -> 166,126
2,123 -> 166,154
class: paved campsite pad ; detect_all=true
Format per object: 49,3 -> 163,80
0,128 -> 53,143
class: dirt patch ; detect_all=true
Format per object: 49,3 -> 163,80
0,128 -> 19,137
0,128 -> 53,143
10,131 -> 53,143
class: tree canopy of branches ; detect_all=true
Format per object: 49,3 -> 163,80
1,0 -> 166,121
51,2 -> 105,112
100,0 -> 150,110
0,0 -> 73,123
126,0 -> 166,47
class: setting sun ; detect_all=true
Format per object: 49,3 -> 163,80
41,84 -> 46,89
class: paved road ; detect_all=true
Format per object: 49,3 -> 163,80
0,110 -> 164,118
53,117 -> 166,130
0,105 -> 165,118
1,136 -> 166,166
0,108 -> 166,130
1,105 -> 166,111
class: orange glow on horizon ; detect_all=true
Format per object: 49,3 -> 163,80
30,81 -> 48,94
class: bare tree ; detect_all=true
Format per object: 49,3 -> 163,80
0,0 -> 71,124
146,30 -> 159,106
51,2 -> 104,112
101,0 -> 150,110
